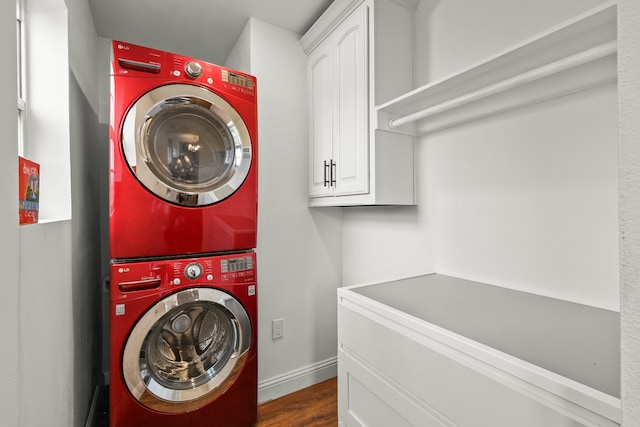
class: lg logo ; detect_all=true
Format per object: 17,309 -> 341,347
117,44 -> 130,50
118,267 -> 130,273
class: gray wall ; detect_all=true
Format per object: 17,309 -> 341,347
0,0 -> 103,425
0,0 -> 21,424
620,0 -> 640,424
69,70 -> 102,426
67,2 -> 103,424
226,18 -> 343,402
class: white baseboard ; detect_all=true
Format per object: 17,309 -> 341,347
258,356 -> 337,404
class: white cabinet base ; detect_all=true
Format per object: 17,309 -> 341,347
338,274 -> 620,426
340,349 -> 452,426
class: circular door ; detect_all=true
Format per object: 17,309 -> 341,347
121,84 -> 252,206
122,288 -> 252,413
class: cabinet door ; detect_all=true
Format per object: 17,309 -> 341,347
333,5 -> 369,196
308,45 -> 334,198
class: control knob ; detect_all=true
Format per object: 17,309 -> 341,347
185,61 -> 203,78
184,263 -> 203,280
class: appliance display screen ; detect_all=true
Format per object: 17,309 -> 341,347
221,256 -> 253,272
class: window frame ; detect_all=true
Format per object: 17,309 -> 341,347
16,0 -> 26,157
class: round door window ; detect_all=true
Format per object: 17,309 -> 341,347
121,84 -> 252,206
122,288 -> 252,413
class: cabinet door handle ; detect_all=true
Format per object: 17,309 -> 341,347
330,159 -> 336,186
323,160 -> 330,187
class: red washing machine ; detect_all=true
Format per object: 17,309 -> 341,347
109,252 -> 257,427
109,40 -> 258,259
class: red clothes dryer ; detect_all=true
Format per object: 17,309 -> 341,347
109,252 -> 257,427
109,40 -> 257,259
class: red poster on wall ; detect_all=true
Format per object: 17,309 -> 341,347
19,156 -> 40,225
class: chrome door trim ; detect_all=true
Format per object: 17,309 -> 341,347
121,84 -> 252,206
122,287 -> 252,412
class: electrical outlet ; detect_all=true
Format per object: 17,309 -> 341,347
272,318 -> 284,340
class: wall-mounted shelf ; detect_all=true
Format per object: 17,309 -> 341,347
377,1 -> 617,136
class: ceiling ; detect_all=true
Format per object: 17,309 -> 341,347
88,0 -> 334,65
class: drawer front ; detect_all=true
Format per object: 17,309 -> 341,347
339,349 -> 452,427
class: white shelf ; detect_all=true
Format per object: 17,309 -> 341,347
376,1 -> 617,136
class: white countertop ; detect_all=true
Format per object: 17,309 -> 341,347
350,273 -> 620,398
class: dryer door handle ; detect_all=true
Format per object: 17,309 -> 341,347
118,278 -> 161,292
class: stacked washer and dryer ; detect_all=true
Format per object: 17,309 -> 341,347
108,40 -> 258,427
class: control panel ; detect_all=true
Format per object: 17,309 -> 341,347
111,253 -> 256,298
112,40 -> 257,101
169,254 -> 255,286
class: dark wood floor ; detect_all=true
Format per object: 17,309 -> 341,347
95,377 -> 338,426
255,377 -> 338,426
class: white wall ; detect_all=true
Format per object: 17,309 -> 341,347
226,18 -> 343,403
416,0 -> 607,85
0,0 -> 103,425
0,0 -> 21,424
426,83 -> 618,309
619,0 -> 640,424
341,204 -> 435,286
343,0 -> 618,311
67,0 -> 100,114
18,221 -> 74,426
225,24 -> 251,78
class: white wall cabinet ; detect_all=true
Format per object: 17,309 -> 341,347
307,6 -> 368,199
301,0 -> 417,207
